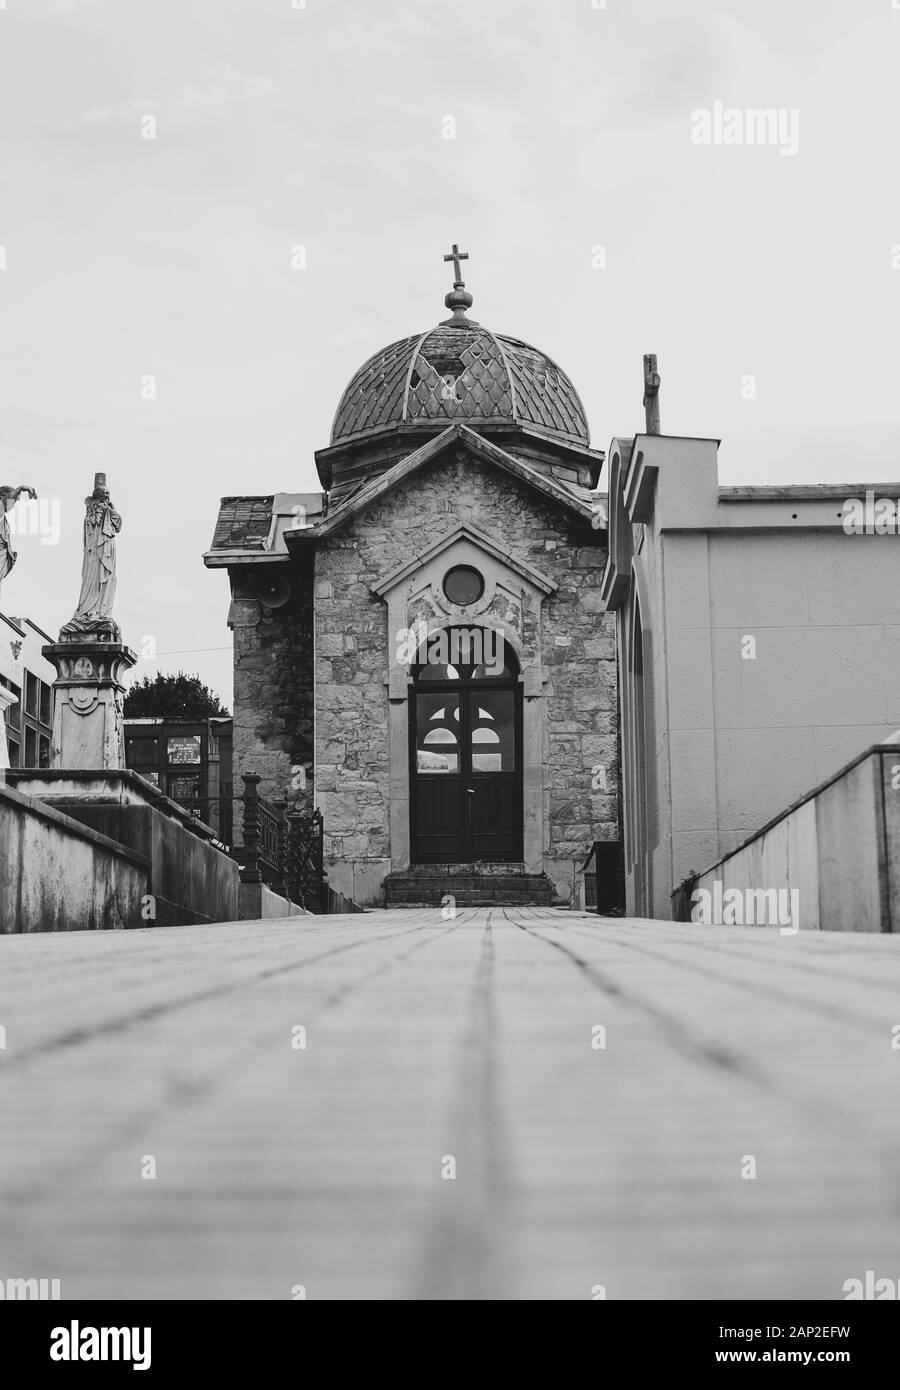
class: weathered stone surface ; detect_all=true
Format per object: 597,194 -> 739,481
230,561 -> 315,841
44,640 -> 136,772
583,637 -> 616,660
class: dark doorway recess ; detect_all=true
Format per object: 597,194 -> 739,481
410,628 -> 523,863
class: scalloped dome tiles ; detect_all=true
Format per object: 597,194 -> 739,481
331,324 -> 589,447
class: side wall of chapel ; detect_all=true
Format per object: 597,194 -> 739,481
228,558 -> 316,849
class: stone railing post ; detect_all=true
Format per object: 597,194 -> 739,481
285,808 -> 301,907
241,773 -> 262,884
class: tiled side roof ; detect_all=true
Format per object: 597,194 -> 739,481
210,496 -> 274,551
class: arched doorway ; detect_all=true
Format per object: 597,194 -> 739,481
409,627 -> 523,863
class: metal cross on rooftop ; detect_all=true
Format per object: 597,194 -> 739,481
443,243 -> 469,287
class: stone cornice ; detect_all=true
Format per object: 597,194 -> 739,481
296,424 -> 599,547
203,549 -> 291,569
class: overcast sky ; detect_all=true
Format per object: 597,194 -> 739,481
1,0 -> 898,709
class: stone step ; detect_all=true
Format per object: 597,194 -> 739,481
386,889 -> 552,899
384,868 -> 557,907
390,902 -> 550,909
388,876 -> 550,891
406,863 -> 529,875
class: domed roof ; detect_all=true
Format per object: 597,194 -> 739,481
330,250 -> 589,447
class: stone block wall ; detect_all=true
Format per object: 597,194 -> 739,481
229,559 -> 315,848
541,542 -> 619,873
314,448 -> 619,904
313,536 -> 393,904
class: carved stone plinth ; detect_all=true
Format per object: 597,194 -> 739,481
0,683 -> 18,771
42,639 -> 137,771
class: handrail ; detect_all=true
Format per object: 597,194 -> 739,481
240,773 -> 327,911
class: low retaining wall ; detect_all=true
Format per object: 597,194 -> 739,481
239,882 -> 309,920
673,746 -> 897,931
7,770 -> 239,928
0,782 -> 150,933
64,804 -> 239,926
325,885 -> 365,914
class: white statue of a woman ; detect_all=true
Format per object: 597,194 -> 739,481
0,484 -> 37,599
61,473 -> 122,639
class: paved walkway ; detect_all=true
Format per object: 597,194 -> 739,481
1,908 -> 899,1300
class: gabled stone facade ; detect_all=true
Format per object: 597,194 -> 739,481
311,441 -> 617,904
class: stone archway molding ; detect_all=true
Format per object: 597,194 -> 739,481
371,522 -> 556,873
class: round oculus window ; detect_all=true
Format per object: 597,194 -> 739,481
443,565 -> 484,606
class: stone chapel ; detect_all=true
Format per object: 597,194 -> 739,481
205,249 -> 620,908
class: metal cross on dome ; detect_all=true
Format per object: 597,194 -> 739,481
443,243 -> 469,287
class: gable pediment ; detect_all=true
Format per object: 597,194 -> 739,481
371,520 -> 556,599
370,516 -> 557,702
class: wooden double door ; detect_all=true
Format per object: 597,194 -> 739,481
410,653 -> 522,864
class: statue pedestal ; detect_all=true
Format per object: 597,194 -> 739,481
43,639 -> 137,771
0,684 -> 18,771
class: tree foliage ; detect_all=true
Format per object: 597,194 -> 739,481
124,671 -> 230,718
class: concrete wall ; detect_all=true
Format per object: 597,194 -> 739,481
0,781 -> 150,933
7,771 -> 239,927
619,491 -> 671,918
0,612 -> 56,769
678,747 -> 896,932
0,612 -> 56,693
58,804 -> 238,926
605,432 -> 900,918
707,531 -> 900,852
661,527 -> 900,902
239,882 -> 308,920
